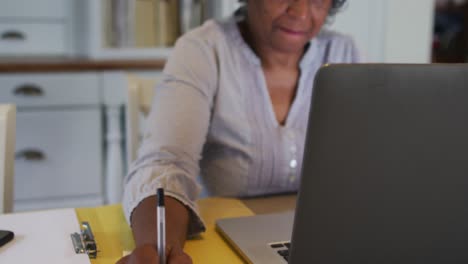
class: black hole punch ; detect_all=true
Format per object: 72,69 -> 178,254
270,243 -> 284,248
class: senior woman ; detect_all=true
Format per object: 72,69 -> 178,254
118,0 -> 360,263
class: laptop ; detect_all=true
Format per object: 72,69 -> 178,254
216,64 -> 468,264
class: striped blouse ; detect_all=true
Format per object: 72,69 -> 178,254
123,15 -> 361,235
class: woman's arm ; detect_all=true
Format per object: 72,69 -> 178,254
118,30 -> 219,264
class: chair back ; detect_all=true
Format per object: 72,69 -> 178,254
126,74 -> 157,167
0,104 -> 16,214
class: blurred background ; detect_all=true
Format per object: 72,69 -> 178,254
0,0 -> 465,213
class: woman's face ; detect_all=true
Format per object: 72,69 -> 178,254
246,0 -> 332,54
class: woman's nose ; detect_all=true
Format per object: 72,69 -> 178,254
286,0 -> 309,20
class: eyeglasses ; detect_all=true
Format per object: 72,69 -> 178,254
270,0 -> 330,9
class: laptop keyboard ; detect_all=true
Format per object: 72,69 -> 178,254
270,241 -> 291,262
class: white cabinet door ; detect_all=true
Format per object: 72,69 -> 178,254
14,109 -> 103,211
0,0 -> 68,19
328,0 -> 435,63
0,22 -> 67,56
0,73 -> 100,107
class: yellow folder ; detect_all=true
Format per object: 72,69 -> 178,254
76,198 -> 254,264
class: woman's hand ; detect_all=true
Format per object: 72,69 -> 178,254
116,244 -> 192,264
119,196 -> 192,264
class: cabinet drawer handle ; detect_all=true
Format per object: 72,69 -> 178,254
13,84 -> 44,97
1,30 -> 25,41
15,149 -> 46,161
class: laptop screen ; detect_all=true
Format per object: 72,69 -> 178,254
290,64 -> 468,264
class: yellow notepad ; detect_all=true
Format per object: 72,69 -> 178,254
76,198 -> 254,264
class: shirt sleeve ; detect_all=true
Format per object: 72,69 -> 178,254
328,33 -> 363,64
348,36 -> 362,63
122,33 -> 219,236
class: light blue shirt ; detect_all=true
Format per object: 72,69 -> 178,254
123,16 -> 361,235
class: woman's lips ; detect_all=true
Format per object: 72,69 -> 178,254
278,26 -> 308,36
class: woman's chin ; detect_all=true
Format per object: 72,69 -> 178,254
271,40 -> 309,55
269,32 -> 311,54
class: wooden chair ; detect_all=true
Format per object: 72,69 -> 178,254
125,74 -> 157,166
0,104 -> 16,214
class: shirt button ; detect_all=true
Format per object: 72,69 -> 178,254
289,174 -> 296,182
290,145 -> 297,153
289,159 -> 298,169
286,130 -> 295,139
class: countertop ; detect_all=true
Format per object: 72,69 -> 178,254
0,58 -> 166,73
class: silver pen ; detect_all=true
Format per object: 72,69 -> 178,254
157,188 -> 166,264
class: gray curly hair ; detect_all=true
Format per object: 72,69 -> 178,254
237,0 -> 347,16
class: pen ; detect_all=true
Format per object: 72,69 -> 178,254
157,188 -> 166,264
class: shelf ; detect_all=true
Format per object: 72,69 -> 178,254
0,58 -> 166,73
77,0 -> 236,60
87,47 -> 173,60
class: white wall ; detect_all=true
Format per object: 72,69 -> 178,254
327,0 -> 435,63
384,0 -> 435,63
